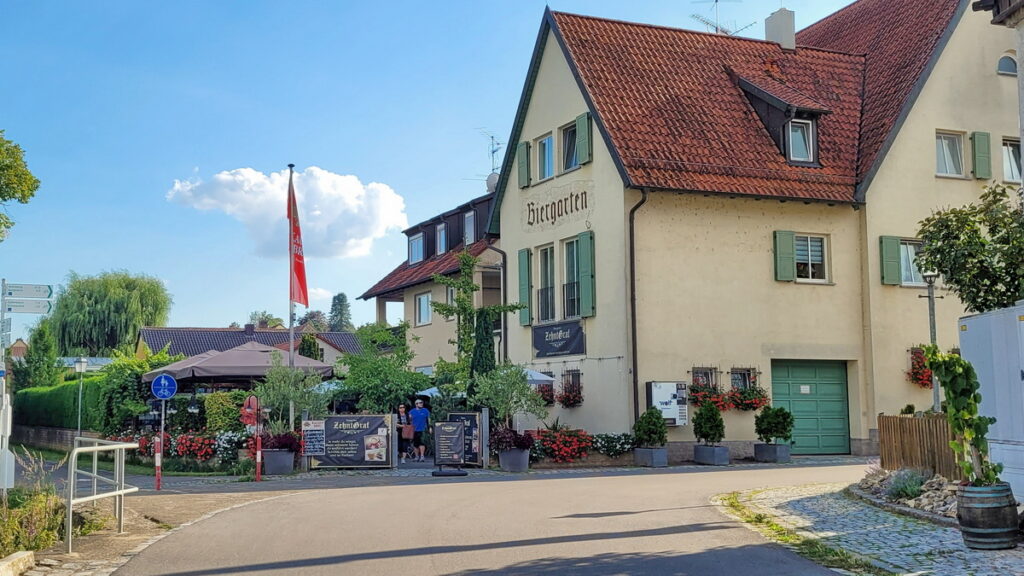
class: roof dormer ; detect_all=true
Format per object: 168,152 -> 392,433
733,70 -> 830,166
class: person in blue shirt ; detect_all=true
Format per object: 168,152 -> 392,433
409,399 -> 431,462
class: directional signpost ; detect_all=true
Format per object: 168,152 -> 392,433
0,280 -> 54,492
151,374 -> 177,491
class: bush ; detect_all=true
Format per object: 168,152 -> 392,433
900,404 -> 916,415
491,427 -> 534,451
14,376 -> 104,430
633,407 -> 668,448
693,403 -> 725,446
205,391 -> 247,434
754,406 -> 794,444
536,428 -> 593,463
886,469 -> 930,500
593,433 -> 635,458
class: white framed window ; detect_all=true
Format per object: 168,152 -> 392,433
414,292 -> 432,326
561,124 -> 579,171
538,245 -> 555,322
408,233 -> 424,264
998,55 -> 1018,76
936,132 -> 964,177
1003,139 -> 1021,182
788,119 -> 814,162
900,240 -> 925,286
691,367 -> 717,388
730,368 -> 756,390
464,211 -> 475,246
537,134 -> 554,180
795,234 -> 828,282
563,238 -> 580,319
445,286 -> 456,321
436,223 -> 447,255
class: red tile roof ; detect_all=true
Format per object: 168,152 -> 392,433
359,239 -> 494,300
797,0 -> 964,187
551,12 -> 865,203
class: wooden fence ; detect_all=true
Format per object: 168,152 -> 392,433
878,414 -> 963,481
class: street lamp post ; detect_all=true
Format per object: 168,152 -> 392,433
921,272 -> 941,412
73,357 -> 88,440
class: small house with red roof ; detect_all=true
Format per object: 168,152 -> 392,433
485,0 -> 1018,458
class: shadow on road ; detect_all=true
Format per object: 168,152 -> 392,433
552,505 -> 713,519
156,521 -> 735,576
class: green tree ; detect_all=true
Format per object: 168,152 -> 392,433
15,318 -> 63,391
297,310 -> 328,332
431,252 -> 521,392
254,352 -> 331,429
98,345 -> 183,434
337,322 -> 429,413
471,363 -> 548,429
248,310 -> 284,328
298,333 -> 322,360
329,292 -> 354,332
468,309 -> 496,398
0,130 -> 41,241
50,271 -> 172,356
917,183 -> 1024,313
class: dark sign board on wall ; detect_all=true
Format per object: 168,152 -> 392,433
533,319 -> 585,358
433,422 -> 465,466
310,415 -> 393,468
301,420 -> 326,456
448,412 -> 482,466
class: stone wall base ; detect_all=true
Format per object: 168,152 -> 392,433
12,425 -> 101,452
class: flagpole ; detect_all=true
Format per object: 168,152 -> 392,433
288,163 -> 296,429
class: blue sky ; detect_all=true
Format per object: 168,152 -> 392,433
1,0 -> 854,341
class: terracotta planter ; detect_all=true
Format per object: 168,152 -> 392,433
498,448 -> 530,472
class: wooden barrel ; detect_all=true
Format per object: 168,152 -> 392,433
957,483 -> 1020,550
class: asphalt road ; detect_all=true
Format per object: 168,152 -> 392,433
115,464 -> 863,576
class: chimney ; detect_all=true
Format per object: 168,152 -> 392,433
258,320 -> 268,329
765,8 -> 795,50
244,323 -> 255,335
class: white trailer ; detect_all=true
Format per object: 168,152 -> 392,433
959,301 -> 1024,496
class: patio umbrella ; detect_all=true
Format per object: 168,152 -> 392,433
524,369 -> 554,385
142,341 -> 334,383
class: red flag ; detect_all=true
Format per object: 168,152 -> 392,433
288,169 -> 308,307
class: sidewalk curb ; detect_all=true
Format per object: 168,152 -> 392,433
845,485 -> 959,528
0,551 -> 34,576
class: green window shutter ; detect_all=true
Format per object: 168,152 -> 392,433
773,231 -> 796,282
575,112 -> 592,165
517,142 -> 531,188
879,236 -> 902,285
518,248 -> 532,326
578,231 -> 596,317
971,131 -> 992,179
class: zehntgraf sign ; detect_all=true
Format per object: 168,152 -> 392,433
533,319 -> 585,358
309,415 -> 393,468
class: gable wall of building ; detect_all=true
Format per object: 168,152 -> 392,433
862,7 -> 1019,421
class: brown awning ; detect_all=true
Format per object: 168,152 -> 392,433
142,341 -> 334,383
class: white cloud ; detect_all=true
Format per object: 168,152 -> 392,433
308,287 -> 332,301
168,166 -> 408,258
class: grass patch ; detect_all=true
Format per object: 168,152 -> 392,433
720,492 -> 895,576
17,446 -> 228,477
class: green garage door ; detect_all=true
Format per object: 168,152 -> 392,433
771,360 -> 849,455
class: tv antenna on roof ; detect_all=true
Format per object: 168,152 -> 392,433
477,128 -> 504,174
691,0 -> 752,35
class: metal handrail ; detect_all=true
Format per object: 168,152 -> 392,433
65,438 -> 139,553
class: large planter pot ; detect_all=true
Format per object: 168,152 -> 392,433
957,483 -> 1020,550
634,447 -> 667,468
498,448 -> 530,472
694,445 -> 729,466
754,443 -> 791,463
262,449 -> 295,475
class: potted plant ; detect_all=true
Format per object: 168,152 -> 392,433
472,364 -> 548,472
926,345 -> 1018,550
753,405 -> 793,463
633,406 -> 668,467
261,420 -> 300,475
693,402 -> 728,465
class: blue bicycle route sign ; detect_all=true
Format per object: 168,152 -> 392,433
151,374 -> 178,400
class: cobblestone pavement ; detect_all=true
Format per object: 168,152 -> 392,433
744,483 -> 1024,576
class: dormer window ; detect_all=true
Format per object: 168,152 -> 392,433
788,119 -> 815,163
409,233 -> 424,264
436,223 -> 447,255
464,211 -> 475,245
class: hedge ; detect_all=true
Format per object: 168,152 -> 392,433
14,375 -> 105,431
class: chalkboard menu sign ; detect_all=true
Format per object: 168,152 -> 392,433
448,412 -> 481,466
433,422 -> 465,466
301,420 -> 326,456
310,415 -> 393,468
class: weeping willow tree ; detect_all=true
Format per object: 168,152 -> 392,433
50,271 -> 172,356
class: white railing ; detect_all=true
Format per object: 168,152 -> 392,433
65,438 -> 139,553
